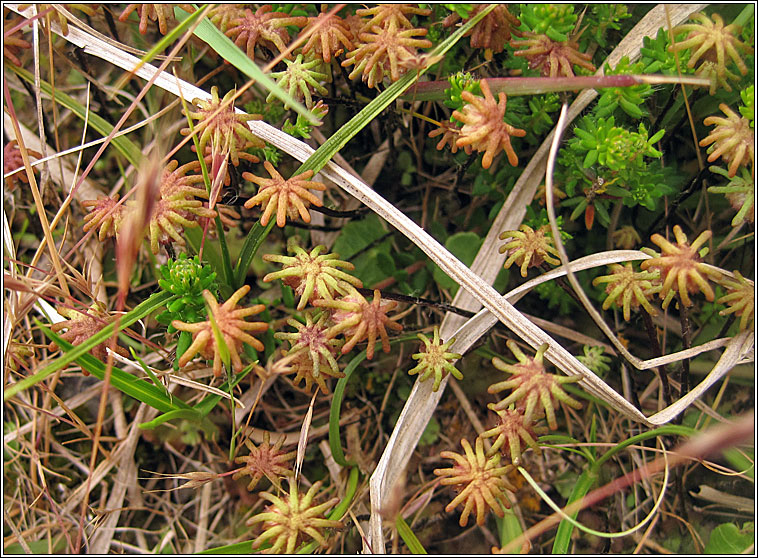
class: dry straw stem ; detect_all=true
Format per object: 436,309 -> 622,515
87,402 -> 146,554
366,3 -> 710,550
3,114 -> 107,349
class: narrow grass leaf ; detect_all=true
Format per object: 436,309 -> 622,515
295,5 -> 496,177
496,508 -> 524,554
330,336 -> 417,467
234,220 -> 275,288
41,326 -> 189,413
138,409 -> 218,441
5,291 -> 175,401
174,6 -> 315,125
396,515 -> 427,554
129,346 -> 169,397
9,64 -> 143,167
193,365 -> 252,417
552,469 -> 598,553
723,448 -> 755,481
197,541 -> 255,555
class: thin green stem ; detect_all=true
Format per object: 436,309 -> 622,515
329,335 -> 420,468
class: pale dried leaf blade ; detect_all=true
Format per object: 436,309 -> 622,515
366,4 -> 710,550
647,331 -> 754,425
295,390 -> 318,482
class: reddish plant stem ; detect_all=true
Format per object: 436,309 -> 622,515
402,75 -> 642,101
501,412 -> 754,553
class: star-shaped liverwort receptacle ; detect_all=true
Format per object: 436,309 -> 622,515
489,341 -> 582,430
4,140 -> 41,191
262,242 -> 362,310
708,166 -> 754,226
700,103 -> 754,178
499,224 -> 561,278
299,6 -> 354,63
452,79 -> 527,169
182,86 -> 264,167
248,478 -> 342,554
172,285 -> 268,377
511,33 -> 596,78
716,271 -> 754,332
669,12 -> 751,94
428,120 -> 472,155
49,302 -> 130,368
481,404 -> 548,466
243,162 -> 326,228
233,432 -> 296,492
434,437 -> 516,527
640,225 -> 723,310
81,160 -> 217,254
407,326 -> 463,392
593,262 -> 661,322
576,345 -> 613,376
119,4 -> 193,35
267,54 -> 329,110
224,5 -> 306,58
275,312 -> 345,394
342,17 -> 432,89
313,287 -> 403,360
442,5 -> 520,58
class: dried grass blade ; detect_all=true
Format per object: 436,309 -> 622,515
296,390 -> 318,482
365,4 -> 711,550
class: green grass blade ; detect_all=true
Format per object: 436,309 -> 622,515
328,350 -> 363,467
550,425 -> 699,552
326,466 -> 360,522
295,5 -> 495,177
41,327 -> 190,413
138,408 -> 205,429
129,346 -> 170,397
594,425 -> 696,468
396,515 -> 427,554
233,220 -> 275,288
551,469 -> 598,554
5,291 -> 175,401
198,541 -> 255,555
329,335 -> 419,467
8,63 -> 143,167
138,409 -> 218,441
174,6 -> 316,125
496,508 -> 525,554
297,466 -> 360,554
723,448 -> 754,481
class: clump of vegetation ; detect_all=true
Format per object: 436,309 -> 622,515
3,4 -> 754,555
